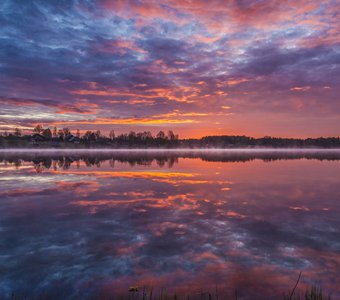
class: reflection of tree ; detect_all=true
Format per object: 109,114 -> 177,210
57,158 -> 64,169
0,154 -> 181,172
109,159 -> 115,168
34,164 -> 44,173
14,160 -> 22,168
168,157 -> 178,168
1,151 -> 340,173
42,158 -> 52,169
63,158 -> 73,170
53,160 -> 57,171
156,158 -> 166,167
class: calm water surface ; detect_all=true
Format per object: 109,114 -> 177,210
0,150 -> 340,299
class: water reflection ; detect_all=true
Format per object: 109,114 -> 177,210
0,151 -> 340,299
2,149 -> 340,172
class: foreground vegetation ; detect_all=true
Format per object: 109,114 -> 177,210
10,284 -> 331,300
126,284 -> 332,300
1,125 -> 340,148
8,274 -> 332,300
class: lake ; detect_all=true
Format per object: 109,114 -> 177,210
0,150 -> 340,299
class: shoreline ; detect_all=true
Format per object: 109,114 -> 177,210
2,148 -> 340,152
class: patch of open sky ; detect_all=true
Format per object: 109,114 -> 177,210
0,106 -> 97,122
269,27 -> 310,47
0,113 -> 56,120
314,3 -> 327,16
97,16 -> 136,39
155,20 -> 199,39
39,3 -> 134,45
0,124 -> 31,131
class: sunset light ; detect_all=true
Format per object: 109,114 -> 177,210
1,1 -> 340,137
1,1 -> 340,299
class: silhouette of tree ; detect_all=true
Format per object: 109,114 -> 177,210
33,125 -> 43,134
128,131 -> 136,140
157,131 -> 166,139
63,128 -> 71,136
52,127 -> 57,138
84,131 -> 96,141
42,128 -> 52,139
167,130 -> 176,141
109,130 -> 115,140
14,128 -> 22,137
57,129 -> 65,140
95,130 -> 101,140
4,126 -> 340,149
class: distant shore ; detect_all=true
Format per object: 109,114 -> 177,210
2,130 -> 340,149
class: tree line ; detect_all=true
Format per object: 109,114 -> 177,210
1,126 -> 340,148
0,125 -> 180,147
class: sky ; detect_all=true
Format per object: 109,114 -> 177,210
1,0 -> 340,138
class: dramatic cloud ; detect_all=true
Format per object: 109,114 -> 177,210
1,0 -> 340,137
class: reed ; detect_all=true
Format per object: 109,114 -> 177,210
10,284 -> 332,300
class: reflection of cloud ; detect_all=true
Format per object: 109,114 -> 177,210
71,193 -> 201,211
221,187 -> 231,191
56,170 -> 196,179
0,181 -> 99,198
1,158 -> 340,298
289,206 -> 310,211
225,211 -> 246,218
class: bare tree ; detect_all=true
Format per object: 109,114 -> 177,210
57,129 -> 65,140
95,130 -> 101,140
14,128 -> 22,137
83,131 -> 92,140
128,131 -> 136,140
33,125 -> 43,134
63,127 -> 71,136
156,130 -> 165,139
42,128 -> 52,139
109,130 -> 115,140
52,127 -> 57,138
167,130 -> 176,141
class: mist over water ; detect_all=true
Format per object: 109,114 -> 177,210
2,148 -> 340,164
1,152 -> 340,299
